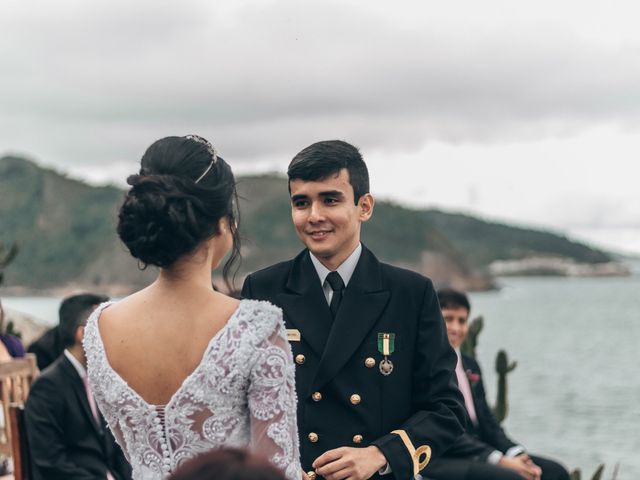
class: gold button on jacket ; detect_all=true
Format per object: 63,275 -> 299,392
312,392 -> 322,402
352,434 -> 363,444
350,394 -> 361,405
308,432 -> 319,443
295,354 -> 306,365
307,472 -> 317,480
365,357 -> 376,368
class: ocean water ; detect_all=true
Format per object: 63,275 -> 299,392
3,272 -> 639,477
469,274 -> 640,479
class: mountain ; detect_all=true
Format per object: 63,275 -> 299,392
0,155 -> 623,293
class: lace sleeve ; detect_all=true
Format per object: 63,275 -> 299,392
248,314 -> 301,480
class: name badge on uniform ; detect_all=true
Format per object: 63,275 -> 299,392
287,329 -> 301,342
377,332 -> 395,376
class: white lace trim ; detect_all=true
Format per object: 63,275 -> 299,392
84,299 -> 300,480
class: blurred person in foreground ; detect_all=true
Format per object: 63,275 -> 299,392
25,293 -> 131,480
422,288 -> 570,480
0,300 -> 25,361
242,140 -> 466,480
168,448 -> 288,480
83,135 -> 301,480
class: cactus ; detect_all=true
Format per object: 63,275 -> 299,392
569,464 -> 613,480
4,320 -> 22,339
461,315 -> 484,359
493,349 -> 517,423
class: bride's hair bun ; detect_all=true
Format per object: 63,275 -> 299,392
117,136 -> 239,270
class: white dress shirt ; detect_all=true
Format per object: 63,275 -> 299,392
309,243 -> 362,304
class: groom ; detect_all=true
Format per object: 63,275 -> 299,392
242,140 -> 465,480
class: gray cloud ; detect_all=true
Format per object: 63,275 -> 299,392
2,0 -> 640,168
1,0 -> 639,253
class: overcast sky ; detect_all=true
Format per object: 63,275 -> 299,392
1,0 -> 639,254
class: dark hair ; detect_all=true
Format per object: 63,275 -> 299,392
287,140 -> 370,204
168,448 -> 287,480
437,288 -> 471,312
117,135 -> 241,288
59,293 -> 109,347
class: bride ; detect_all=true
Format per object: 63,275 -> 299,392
83,135 -> 301,480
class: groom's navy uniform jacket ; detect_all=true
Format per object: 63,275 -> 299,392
242,245 -> 466,480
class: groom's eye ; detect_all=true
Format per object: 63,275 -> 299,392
292,199 -> 309,208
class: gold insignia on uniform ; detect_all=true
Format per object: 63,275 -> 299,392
365,357 -> 376,368
295,354 -> 306,364
287,329 -> 301,342
391,429 -> 432,476
350,394 -> 361,405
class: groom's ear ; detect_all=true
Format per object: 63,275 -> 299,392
358,193 -> 375,223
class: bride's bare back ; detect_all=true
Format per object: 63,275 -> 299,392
98,285 -> 240,406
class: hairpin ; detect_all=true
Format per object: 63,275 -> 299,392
185,135 -> 218,183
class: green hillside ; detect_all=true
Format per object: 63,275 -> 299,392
423,210 -> 611,266
0,155 -> 617,292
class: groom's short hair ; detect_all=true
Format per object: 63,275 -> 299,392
287,140 -> 370,204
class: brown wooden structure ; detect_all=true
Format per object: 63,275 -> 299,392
0,354 -> 38,477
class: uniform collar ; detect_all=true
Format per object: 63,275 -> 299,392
309,243 -> 362,287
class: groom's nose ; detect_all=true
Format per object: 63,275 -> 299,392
308,201 -> 325,222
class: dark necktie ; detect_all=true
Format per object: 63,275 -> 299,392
326,271 -> 345,319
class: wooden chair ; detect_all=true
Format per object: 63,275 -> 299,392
8,404 -> 29,480
0,354 -> 38,460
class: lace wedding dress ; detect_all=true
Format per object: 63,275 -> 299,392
84,299 -> 301,480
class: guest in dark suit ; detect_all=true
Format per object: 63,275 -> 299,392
25,293 -> 132,480
242,140 -> 466,480
422,288 -> 570,480
27,325 -> 62,370
28,301 -> 68,373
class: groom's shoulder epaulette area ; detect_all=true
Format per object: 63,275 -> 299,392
246,259 -> 293,286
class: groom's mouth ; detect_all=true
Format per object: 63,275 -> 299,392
308,230 -> 333,240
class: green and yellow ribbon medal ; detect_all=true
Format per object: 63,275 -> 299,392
377,332 -> 395,376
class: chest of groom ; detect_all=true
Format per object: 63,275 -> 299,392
242,246 -> 457,474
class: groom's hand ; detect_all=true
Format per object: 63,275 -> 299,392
312,445 -> 387,480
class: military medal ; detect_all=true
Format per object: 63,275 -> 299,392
377,333 -> 395,376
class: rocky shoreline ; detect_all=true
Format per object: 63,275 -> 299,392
489,258 -> 631,277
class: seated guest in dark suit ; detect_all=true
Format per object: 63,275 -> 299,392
28,307 -> 65,370
25,293 -> 132,480
423,288 -> 570,480
27,325 -> 61,370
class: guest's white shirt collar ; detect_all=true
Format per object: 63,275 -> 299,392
310,243 -> 362,288
64,349 -> 87,378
